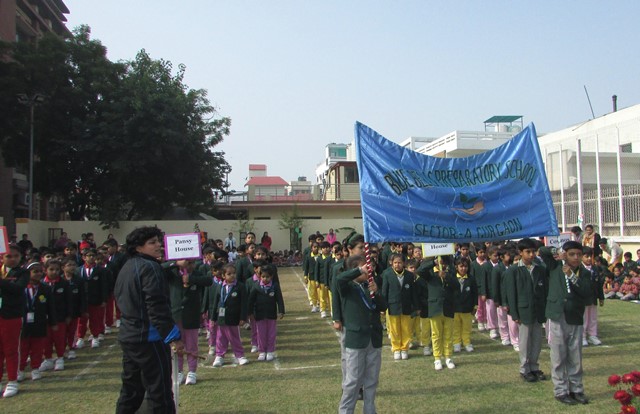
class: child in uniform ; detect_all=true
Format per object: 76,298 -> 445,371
469,245 -> 487,331
62,258 -> 86,359
245,259 -> 266,353
581,246 -> 604,346
305,242 -> 321,313
1,246 -> 30,397
209,264 -> 249,367
381,254 -> 417,360
41,260 -> 72,371
452,257 -> 478,353
406,259 -> 422,350
18,262 -> 56,381
167,259 -> 212,385
248,264 -> 285,361
417,255 -> 456,370
76,248 -> 109,349
316,241 -> 333,318
482,246 -> 501,340
413,258 -> 432,356
494,250 -> 518,349
506,238 -> 548,383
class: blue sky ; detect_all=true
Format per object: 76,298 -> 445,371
64,1 -> 640,190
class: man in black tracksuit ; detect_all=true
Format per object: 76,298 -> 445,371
115,227 -> 183,414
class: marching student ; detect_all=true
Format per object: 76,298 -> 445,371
337,254 -> 387,414
546,241 -> 592,405
166,259 -> 212,385
202,260 -> 224,356
41,259 -> 73,372
581,246 -> 604,347
316,241 -> 333,318
61,257 -> 86,360
18,262 -> 57,381
381,254 -> 418,360
416,255 -> 457,370
245,259 -> 267,353
235,242 -> 255,283
248,264 -> 285,361
103,238 -> 127,330
482,246 -> 501,340
452,257 -> 478,353
0,246 -> 30,398
76,248 -> 109,349
302,235 -> 316,307
413,258 -> 432,356
493,249 -> 518,349
506,238 -> 548,383
305,242 -> 321,313
209,264 -> 249,367
469,245 -> 487,331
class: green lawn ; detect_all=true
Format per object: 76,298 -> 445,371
2,267 -> 638,413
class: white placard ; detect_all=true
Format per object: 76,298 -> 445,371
0,226 -> 8,255
544,233 -> 573,249
164,233 -> 202,261
422,242 -> 455,258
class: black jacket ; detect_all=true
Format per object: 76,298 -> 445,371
0,267 -> 29,319
248,282 -> 285,320
115,254 -> 180,344
22,283 -> 57,338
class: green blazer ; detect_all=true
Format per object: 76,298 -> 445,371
545,265 -> 591,325
505,262 -> 548,325
416,261 -> 456,318
166,265 -> 213,329
336,268 -> 387,349
381,268 -> 417,316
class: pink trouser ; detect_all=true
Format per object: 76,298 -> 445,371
177,323 -> 199,372
105,294 -> 116,327
255,319 -> 277,353
497,307 -> 510,342
507,313 -> 519,346
207,320 -> 217,347
583,305 -> 598,338
250,317 -> 258,347
485,299 -> 498,330
216,325 -> 244,358
476,296 -> 487,323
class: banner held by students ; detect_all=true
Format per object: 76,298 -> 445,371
355,122 -> 559,243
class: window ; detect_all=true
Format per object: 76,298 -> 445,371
344,166 -> 359,184
621,143 -> 632,153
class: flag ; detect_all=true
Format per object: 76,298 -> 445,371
355,122 -> 559,243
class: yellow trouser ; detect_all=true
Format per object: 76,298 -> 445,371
308,280 -> 319,306
388,314 -> 413,352
328,291 -> 333,317
319,283 -> 329,312
412,316 -> 421,342
430,314 -> 453,359
453,312 -> 473,346
420,317 -> 432,347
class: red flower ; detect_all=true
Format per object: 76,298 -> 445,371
623,373 -> 636,384
610,375 -> 623,386
632,383 -> 640,396
631,371 -> 640,383
620,405 -> 638,414
615,390 -> 633,405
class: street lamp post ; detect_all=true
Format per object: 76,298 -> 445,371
17,93 -> 45,220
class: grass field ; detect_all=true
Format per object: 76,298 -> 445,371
2,266 -> 639,413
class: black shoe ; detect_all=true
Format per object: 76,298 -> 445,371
570,392 -> 589,404
555,394 -> 578,405
533,370 -> 547,381
521,372 -> 538,382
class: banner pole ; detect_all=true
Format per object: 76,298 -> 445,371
172,350 -> 179,413
364,242 -> 375,298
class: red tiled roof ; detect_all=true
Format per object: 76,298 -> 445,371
245,176 -> 288,186
249,164 -> 267,171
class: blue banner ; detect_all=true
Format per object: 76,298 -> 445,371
355,122 -> 559,243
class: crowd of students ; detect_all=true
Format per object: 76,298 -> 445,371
0,230 -> 289,399
301,229 -> 635,411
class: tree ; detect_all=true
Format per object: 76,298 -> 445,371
0,26 -> 231,226
279,206 -> 305,251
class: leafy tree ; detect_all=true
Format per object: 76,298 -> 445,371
0,26 -> 231,226
279,206 -> 305,251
